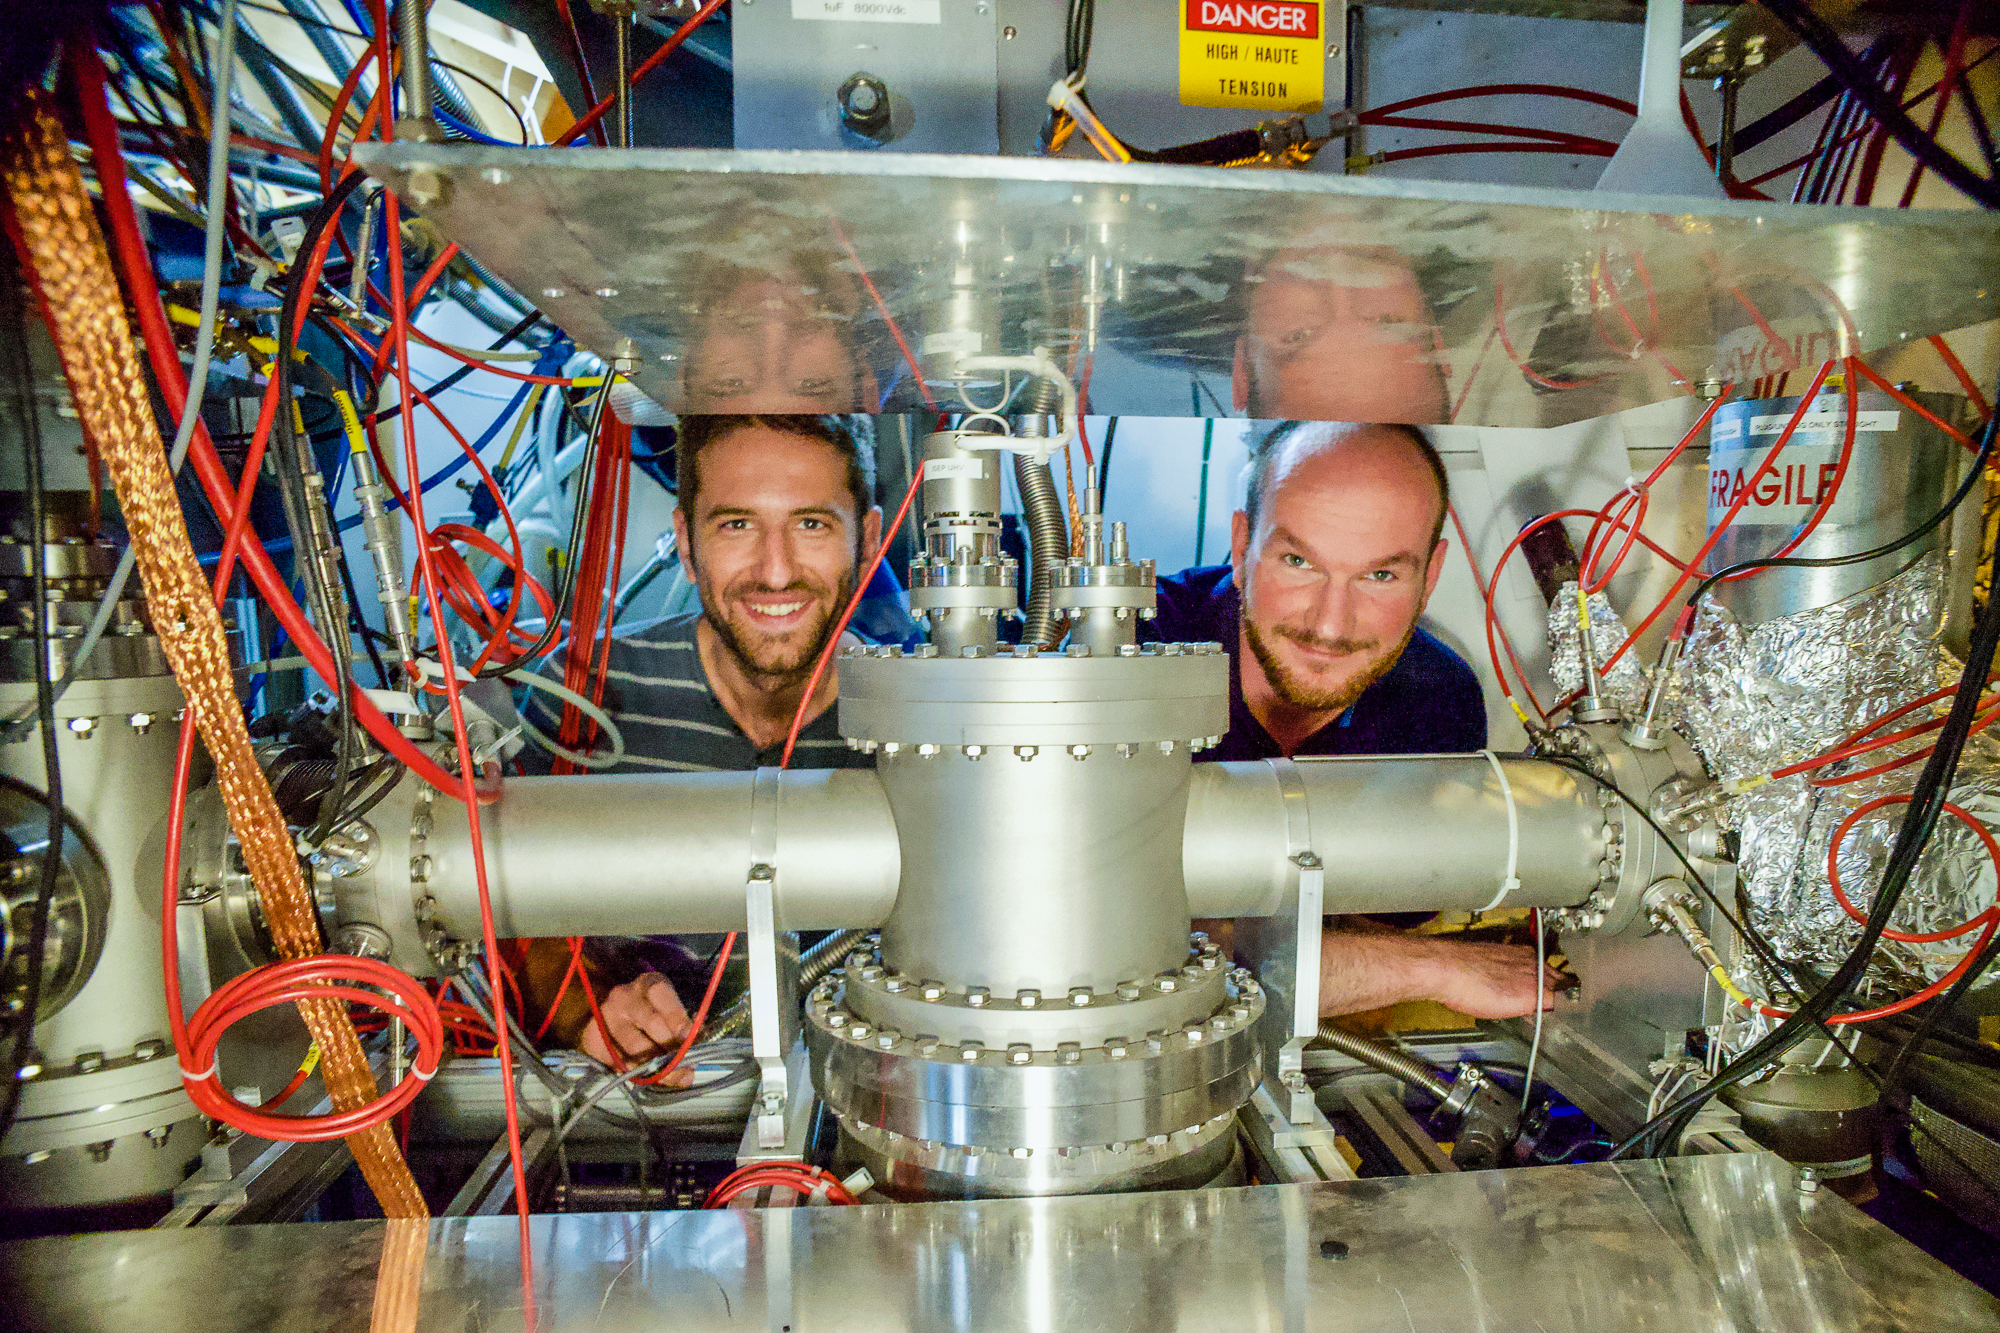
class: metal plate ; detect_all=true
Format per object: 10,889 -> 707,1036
352,143 -> 2000,425
8,1153 -> 1998,1331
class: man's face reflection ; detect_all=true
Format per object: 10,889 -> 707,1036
682,275 -> 878,413
1232,246 -> 1448,424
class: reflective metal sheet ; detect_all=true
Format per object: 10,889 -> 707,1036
7,1152 -> 1997,1331
352,144 -> 2000,425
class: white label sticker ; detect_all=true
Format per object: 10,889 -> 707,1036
1747,409 -> 1899,436
921,329 -> 983,356
791,0 -> 941,22
924,457 -> 985,481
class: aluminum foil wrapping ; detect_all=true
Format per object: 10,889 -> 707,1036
1546,582 -> 1653,716
1672,554 -> 2000,988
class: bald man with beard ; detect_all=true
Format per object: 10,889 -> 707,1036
1150,421 -> 1556,1020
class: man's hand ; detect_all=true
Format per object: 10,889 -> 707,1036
578,972 -> 694,1080
1418,941 -> 1561,1020
1320,930 -> 1560,1020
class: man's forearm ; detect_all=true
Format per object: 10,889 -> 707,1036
1317,929 -> 1446,1016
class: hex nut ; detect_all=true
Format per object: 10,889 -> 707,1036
1007,1044 -> 1032,1065
919,981 -> 945,1001
1016,989 -> 1040,1009
966,987 -> 989,1008
1068,987 -> 1093,1007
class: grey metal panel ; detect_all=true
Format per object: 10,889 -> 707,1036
350,142 -> 2000,425
732,0 -> 1000,153
6,1154 -> 1998,1331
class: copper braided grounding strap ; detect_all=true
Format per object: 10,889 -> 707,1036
0,92 -> 426,1218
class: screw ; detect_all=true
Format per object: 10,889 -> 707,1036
406,165 -> 449,210
1326,43 -> 1340,57
1003,23 -> 1017,37
127,712 -> 155,734
919,981 -> 944,1001
146,1126 -> 173,1148
960,1043 -> 983,1062
1106,1042 -> 1128,1060
1017,989 -> 1040,1008
1069,745 -> 1091,760
876,1032 -> 898,1050
1068,987 -> 1092,1007
1058,1043 -> 1081,1064
66,716 -> 95,739
1015,746 -> 1038,760
966,987 -> 989,1008
87,1140 -> 114,1163
885,975 -> 908,993
1007,1044 -> 1032,1065
75,1050 -> 105,1074
848,1023 -> 872,1040
1798,1168 -> 1820,1194
1116,981 -> 1141,1000
1155,974 -> 1179,993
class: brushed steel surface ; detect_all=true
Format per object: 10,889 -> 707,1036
8,1154 -> 1998,1332
348,143 -> 2000,426
1183,754 -> 1609,918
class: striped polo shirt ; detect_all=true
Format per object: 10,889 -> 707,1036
520,612 -> 875,773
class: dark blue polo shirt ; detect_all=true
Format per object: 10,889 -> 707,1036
1147,564 -> 1487,759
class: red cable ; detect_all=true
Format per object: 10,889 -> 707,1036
554,0 -> 732,147
382,191 -> 537,1314
1929,334 -> 1992,420
1364,82 -> 1636,119
1375,142 -> 1613,165
778,462 -> 928,767
1360,112 -> 1619,154
827,215 -> 937,410
631,931 -> 736,1087
179,958 -> 445,1140
705,1161 -> 857,1208
1852,359 -> 1983,450
70,43 -> 469,799
1589,363 -> 1834,683
1493,273 -> 1606,393
1450,503 -> 1546,724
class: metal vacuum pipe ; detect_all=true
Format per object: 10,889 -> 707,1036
1182,756 -> 1608,918
420,769 -> 900,938
417,755 -> 1605,940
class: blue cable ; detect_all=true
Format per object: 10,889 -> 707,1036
335,375 -> 535,531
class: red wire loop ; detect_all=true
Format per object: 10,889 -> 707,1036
181,956 -> 444,1142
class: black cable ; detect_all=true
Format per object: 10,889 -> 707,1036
272,172 -> 366,842
474,382 -> 610,679
0,275 -> 66,1141
1760,0 -> 2000,210
1672,399 -> 1998,665
1612,524 -> 2000,1159
359,311 -> 544,428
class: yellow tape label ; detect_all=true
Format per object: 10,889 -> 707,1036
1178,0 -> 1324,112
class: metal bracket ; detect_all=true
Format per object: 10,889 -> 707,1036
1235,758 -> 1322,1125
746,767 -> 801,1151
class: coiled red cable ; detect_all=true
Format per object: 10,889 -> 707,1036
181,956 -> 445,1142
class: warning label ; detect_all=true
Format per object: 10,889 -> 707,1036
1179,0 -> 1324,112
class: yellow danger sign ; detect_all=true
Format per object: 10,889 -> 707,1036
1179,0 -> 1325,112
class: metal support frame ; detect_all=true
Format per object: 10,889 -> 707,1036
1235,758 -> 1322,1126
743,768 -> 803,1156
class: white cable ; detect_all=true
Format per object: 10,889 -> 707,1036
505,668 -> 627,769
1477,750 -> 1522,912
1526,908 -> 1547,1103
4,0 -> 240,740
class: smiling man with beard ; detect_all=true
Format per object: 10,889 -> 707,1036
519,415 -> 883,1068
1153,420 -> 1557,1020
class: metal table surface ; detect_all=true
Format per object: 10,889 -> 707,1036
5,1152 -> 1994,1332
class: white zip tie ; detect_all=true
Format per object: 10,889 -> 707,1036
1479,750 -> 1523,912
181,1061 -> 219,1082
